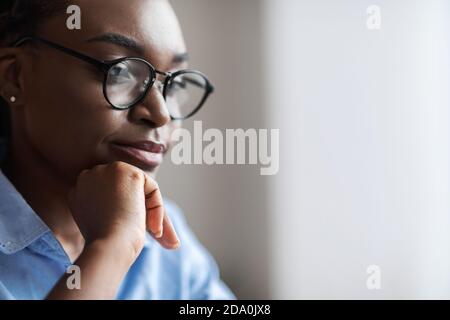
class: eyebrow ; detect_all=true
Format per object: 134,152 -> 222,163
86,32 -> 189,65
173,52 -> 190,64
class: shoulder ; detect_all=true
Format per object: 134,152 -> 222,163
161,198 -> 236,300
160,197 -> 214,270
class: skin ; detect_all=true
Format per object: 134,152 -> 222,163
0,0 -> 189,299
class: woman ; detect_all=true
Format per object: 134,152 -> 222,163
0,0 -> 235,300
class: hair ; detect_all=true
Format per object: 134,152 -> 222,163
0,0 -> 67,165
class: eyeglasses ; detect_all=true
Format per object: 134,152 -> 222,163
13,36 -> 215,120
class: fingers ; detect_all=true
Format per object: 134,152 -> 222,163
152,210 -> 180,250
145,194 -> 164,239
142,172 -> 180,250
162,211 -> 181,249
143,173 -> 164,238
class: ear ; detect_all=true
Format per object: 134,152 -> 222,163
0,47 -> 26,107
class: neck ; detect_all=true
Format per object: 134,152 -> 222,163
4,130 -> 84,262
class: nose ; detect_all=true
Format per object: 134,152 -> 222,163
129,83 -> 172,128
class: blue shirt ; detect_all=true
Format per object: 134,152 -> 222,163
0,169 -> 236,300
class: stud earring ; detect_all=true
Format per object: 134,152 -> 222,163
10,96 -> 16,103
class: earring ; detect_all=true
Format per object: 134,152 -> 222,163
10,96 -> 16,103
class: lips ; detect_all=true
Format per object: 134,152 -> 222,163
115,140 -> 167,154
111,140 -> 167,169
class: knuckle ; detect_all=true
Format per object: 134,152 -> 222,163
147,176 -> 158,188
128,168 -> 144,182
109,161 -> 128,171
110,161 -> 142,181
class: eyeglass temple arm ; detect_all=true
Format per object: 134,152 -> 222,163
13,36 -> 109,72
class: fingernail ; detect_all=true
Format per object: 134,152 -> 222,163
171,240 -> 180,249
163,238 -> 180,249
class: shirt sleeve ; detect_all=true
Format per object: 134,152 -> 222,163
0,280 -> 14,300
164,199 -> 237,300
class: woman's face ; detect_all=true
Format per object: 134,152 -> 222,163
16,0 -> 187,181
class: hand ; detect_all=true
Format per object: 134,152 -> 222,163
67,161 -> 180,259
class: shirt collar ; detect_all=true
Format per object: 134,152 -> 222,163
0,169 -> 49,254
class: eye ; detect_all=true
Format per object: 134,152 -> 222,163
166,77 -> 187,96
108,63 -> 133,83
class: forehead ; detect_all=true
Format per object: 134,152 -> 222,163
39,0 -> 186,63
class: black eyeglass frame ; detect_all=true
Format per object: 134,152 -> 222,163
13,36 -> 215,120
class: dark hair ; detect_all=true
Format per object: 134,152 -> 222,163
0,0 -> 66,165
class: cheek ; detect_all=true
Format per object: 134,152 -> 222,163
23,65 -> 123,176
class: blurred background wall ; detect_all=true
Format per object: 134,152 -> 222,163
160,0 -> 450,299
160,0 -> 270,299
